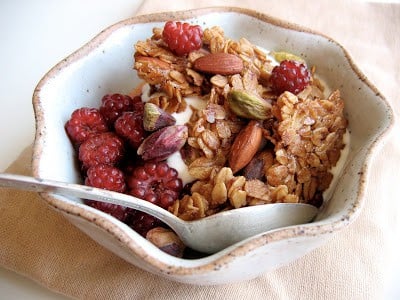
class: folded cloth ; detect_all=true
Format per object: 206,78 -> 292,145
1,0 -> 399,299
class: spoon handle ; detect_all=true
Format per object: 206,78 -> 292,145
0,173 -> 183,229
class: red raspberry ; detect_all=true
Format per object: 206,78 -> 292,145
79,132 -> 125,170
127,162 -> 182,209
84,164 -> 128,221
85,164 -> 126,193
65,107 -> 108,146
114,102 -> 146,149
86,201 -> 129,222
162,21 -> 203,56
100,93 -> 140,126
127,210 -> 163,237
270,60 -> 311,95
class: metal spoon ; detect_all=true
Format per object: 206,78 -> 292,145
0,173 -> 318,254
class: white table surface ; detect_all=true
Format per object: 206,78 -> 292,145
0,1 -> 399,299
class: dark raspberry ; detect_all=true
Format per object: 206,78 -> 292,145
270,60 -> 311,95
127,210 -> 163,237
114,102 -> 146,149
85,164 -> 126,193
78,132 -> 125,170
84,164 -> 128,221
86,201 -> 129,222
127,162 -> 182,209
162,21 -> 203,56
100,93 -> 140,126
65,107 -> 108,146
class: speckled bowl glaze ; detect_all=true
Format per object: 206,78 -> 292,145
31,7 -> 393,285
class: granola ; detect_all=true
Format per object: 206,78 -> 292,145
133,24 -> 348,221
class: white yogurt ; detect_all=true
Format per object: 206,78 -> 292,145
167,151 -> 195,185
323,129 -> 351,201
140,83 -> 152,102
167,96 -> 207,185
140,83 -> 206,185
172,96 -> 207,126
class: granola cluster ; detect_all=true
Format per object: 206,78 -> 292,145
134,26 -> 273,113
133,25 -> 348,221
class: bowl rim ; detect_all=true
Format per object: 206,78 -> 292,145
31,6 -> 394,274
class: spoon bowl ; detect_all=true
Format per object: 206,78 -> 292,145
0,173 -> 318,253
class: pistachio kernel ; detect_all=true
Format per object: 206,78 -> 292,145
270,51 -> 305,64
227,90 -> 272,120
143,102 -> 176,131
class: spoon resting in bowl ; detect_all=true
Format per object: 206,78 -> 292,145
0,173 -> 318,254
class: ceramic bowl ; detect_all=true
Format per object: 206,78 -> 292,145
31,7 -> 393,285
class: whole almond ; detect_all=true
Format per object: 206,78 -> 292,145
193,53 -> 243,75
229,121 -> 263,173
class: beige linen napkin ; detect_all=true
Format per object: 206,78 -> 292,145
1,1 -> 399,299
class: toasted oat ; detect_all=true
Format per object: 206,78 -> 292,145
268,90 -> 347,202
134,24 -> 348,220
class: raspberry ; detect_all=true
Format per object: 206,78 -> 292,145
79,132 -> 125,170
162,21 -> 203,56
127,162 -> 182,209
270,60 -> 311,95
84,164 -> 128,221
127,210 -> 163,237
85,164 -> 126,193
65,107 -> 108,146
114,102 -> 146,149
86,201 -> 129,222
100,94 -> 140,126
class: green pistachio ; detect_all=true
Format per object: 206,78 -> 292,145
227,90 -> 272,120
143,102 -> 176,131
270,51 -> 305,63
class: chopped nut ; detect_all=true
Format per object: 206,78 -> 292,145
245,179 -> 271,202
229,190 -> 247,208
186,68 -> 204,86
169,192 -> 209,221
146,227 -> 186,257
211,181 -> 228,205
210,74 -> 228,88
227,176 -> 246,198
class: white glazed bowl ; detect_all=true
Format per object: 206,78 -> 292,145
32,7 -> 393,285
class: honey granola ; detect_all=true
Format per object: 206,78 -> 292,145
133,24 -> 348,221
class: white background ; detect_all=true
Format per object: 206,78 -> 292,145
0,1 -> 398,299
0,1 -> 143,299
